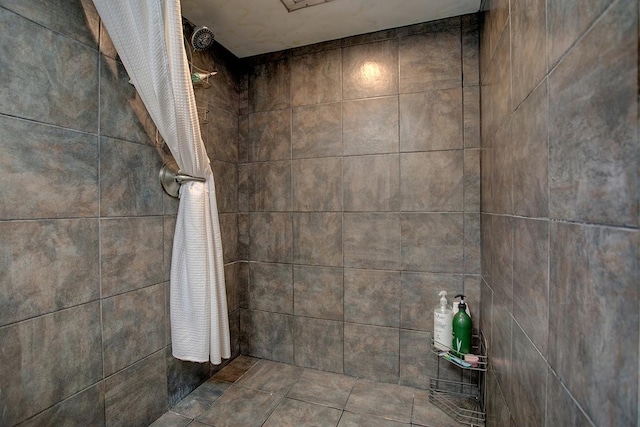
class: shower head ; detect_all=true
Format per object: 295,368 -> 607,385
191,26 -> 214,51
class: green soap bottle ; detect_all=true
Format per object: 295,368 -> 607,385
452,294 -> 472,356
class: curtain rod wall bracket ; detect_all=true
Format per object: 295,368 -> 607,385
159,160 -> 206,198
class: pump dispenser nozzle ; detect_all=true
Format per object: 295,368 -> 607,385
454,294 -> 467,311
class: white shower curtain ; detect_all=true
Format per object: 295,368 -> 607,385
93,0 -> 230,364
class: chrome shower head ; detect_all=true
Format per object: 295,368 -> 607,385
191,26 -> 214,51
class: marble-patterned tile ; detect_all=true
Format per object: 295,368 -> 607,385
401,213 -> 464,273
492,213 -> 513,310
197,385 -> 282,427
463,86 -> 480,148
399,26 -> 461,92
549,222 -> 638,426
287,369 -> 356,409
18,382 -> 105,427
480,145 -> 494,214
102,284 -> 166,376
249,262 -> 293,314
0,0 -> 99,48
481,214 -> 493,290
512,82 -> 548,218
293,266 -> 343,321
492,119 -> 513,215
238,115 -> 249,163
100,136 -> 164,217
486,369 -> 512,427
343,213 -> 401,270
264,398 -> 342,427
241,310 -> 295,363
510,0 -> 546,107
344,269 -> 400,327
249,160 -> 291,212
248,109 -> 292,162
204,54 -> 239,116
205,107 -> 239,163
343,154 -> 399,211
399,329 -> 434,389
213,355 -> 260,383
400,272 -> 463,331
412,388 -> 465,427
219,214 -> 238,262
291,48 -> 341,106
343,323 -> 399,383
462,15 -> 480,88
343,97 -> 399,155
345,380 -> 413,423
338,411 -> 410,427
465,213 -> 481,274
104,351 -> 168,427
399,89 -> 463,152
249,212 -> 292,263
238,164 -> 250,213
546,370 -> 596,427
0,8 -> 98,132
484,25 -> 511,141
249,58 -> 290,113
294,317 -> 344,373
293,157 -> 342,211
0,302 -> 102,426
509,324 -> 547,427
100,216 -> 164,297
229,309 -> 241,358
238,214 -> 249,260
293,213 -> 343,267
480,278 -> 493,349
164,216 -> 176,282
464,149 -> 481,212
212,160 -> 237,213
0,116 -> 98,220
0,219 -> 99,326
547,0 -> 615,68
491,303 -> 512,403
100,56 -> 154,145
548,0 -> 637,227
165,347 -> 213,408
342,40 -> 398,100
292,102 -> 343,159
148,411 -> 191,427
237,360 -> 304,395
224,263 -> 240,312
486,0 -> 509,61
400,151 -> 463,212
513,218 -> 548,355
464,275 -> 481,327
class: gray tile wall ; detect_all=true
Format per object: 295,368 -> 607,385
239,15 -> 481,388
479,0 -> 639,425
0,1 -> 242,425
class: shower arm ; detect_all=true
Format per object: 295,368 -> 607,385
159,160 -> 205,198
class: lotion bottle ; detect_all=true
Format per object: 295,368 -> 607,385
433,291 -> 453,351
452,294 -> 472,356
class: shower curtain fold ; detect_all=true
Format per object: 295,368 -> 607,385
92,0 -> 230,364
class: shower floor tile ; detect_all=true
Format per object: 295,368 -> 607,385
152,357 -> 464,427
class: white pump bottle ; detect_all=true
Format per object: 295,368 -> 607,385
433,291 -> 453,351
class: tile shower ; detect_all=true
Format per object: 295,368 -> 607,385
0,1 -> 638,427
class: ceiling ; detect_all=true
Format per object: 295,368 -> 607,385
181,0 -> 481,58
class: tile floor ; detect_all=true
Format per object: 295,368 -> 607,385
150,356 -> 464,427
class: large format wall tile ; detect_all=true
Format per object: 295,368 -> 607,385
219,213 -> 239,263
343,97 -> 399,155
104,351 -> 168,427
249,59 -> 290,113
294,317 -> 344,373
399,26 -> 461,92
464,149 -> 481,212
100,56 -> 154,145
249,161 -> 291,212
293,157 -> 342,211
400,89 -> 462,152
400,272 -> 463,331
205,107 -> 239,163
401,213 -> 464,273
548,0 -> 638,227
0,116 -> 98,220
400,151 -> 464,212
344,323 -> 399,383
291,49 -> 341,106
0,8 -> 98,132
249,262 -> 293,314
344,154 -> 399,211
293,266 -> 343,321
545,369 -> 596,426
100,137 -> 163,217
0,219 -> 99,326
344,213 -> 400,269
293,213 -> 342,266
549,222 -> 638,426
344,269 -> 400,327
248,109 -> 292,162
249,212 -> 293,263
0,302 -> 102,426
462,15 -> 480,87
212,160 -> 238,213
463,86 -> 480,148
165,346 -> 211,407
102,283 -> 166,376
241,310 -> 294,363
292,103 -> 342,159
100,216 -> 164,297
342,40 -> 398,100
